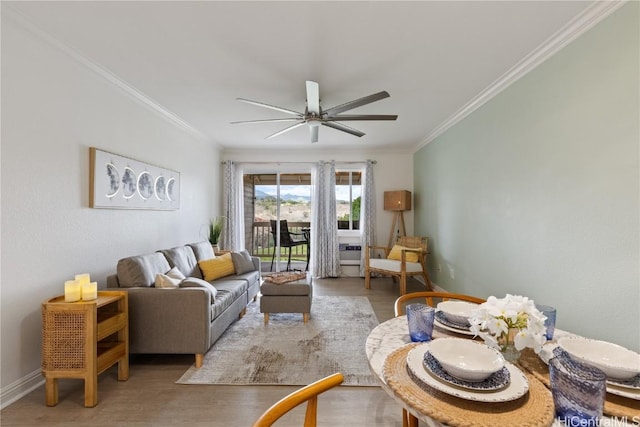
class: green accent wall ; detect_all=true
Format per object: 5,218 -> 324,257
414,3 -> 639,350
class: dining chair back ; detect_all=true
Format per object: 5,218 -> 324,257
364,236 -> 433,295
252,373 -> 344,427
270,219 -> 308,271
394,291 -> 486,316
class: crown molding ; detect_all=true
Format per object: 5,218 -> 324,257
3,6 -> 216,146
414,0 -> 628,153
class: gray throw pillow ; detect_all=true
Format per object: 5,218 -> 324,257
231,250 -> 255,274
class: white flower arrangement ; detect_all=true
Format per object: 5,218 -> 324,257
469,294 -> 547,354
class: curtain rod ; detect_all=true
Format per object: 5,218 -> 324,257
221,160 -> 376,165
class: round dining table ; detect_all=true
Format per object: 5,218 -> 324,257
365,315 -> 639,427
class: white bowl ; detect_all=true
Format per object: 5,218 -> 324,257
558,337 -> 640,380
428,338 -> 505,382
436,301 -> 478,326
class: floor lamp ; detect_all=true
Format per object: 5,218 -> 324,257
384,190 -> 411,248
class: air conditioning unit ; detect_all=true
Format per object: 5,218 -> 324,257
338,243 -> 361,265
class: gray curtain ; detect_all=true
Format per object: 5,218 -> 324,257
359,160 -> 376,276
311,161 -> 341,277
221,161 -> 245,251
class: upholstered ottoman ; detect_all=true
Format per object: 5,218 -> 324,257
260,275 -> 313,324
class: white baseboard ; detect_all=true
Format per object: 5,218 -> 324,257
414,276 -> 447,292
1,369 -> 44,410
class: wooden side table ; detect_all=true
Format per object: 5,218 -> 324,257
41,291 -> 129,407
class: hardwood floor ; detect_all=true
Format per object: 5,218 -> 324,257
1,277 -> 427,426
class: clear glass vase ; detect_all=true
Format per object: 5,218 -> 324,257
498,328 -> 521,363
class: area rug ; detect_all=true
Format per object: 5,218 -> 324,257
176,296 -> 379,386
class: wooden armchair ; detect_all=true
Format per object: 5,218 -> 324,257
252,373 -> 344,427
364,236 -> 433,295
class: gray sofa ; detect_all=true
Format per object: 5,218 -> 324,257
107,241 -> 260,368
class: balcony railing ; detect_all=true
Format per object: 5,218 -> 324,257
252,221 -> 310,259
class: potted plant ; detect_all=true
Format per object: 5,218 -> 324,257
209,217 -> 224,252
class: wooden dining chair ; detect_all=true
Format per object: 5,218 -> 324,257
394,291 -> 486,317
394,291 -> 486,427
252,373 -> 344,427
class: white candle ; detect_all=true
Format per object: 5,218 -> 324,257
82,282 -> 98,301
75,273 -> 91,286
64,280 -> 81,302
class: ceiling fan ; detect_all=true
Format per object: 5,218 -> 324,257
231,81 -> 397,143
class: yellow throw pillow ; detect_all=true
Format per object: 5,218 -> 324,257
199,253 -> 236,281
387,245 -> 420,263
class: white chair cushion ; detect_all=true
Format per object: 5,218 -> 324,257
369,258 -> 423,273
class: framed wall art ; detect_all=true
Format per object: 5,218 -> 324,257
90,147 -> 180,210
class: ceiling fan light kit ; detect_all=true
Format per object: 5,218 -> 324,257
231,81 -> 397,143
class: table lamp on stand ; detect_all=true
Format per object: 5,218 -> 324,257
384,190 -> 411,248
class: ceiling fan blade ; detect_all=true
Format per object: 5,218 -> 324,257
306,81 -> 320,115
321,121 -> 365,138
310,124 -> 319,143
322,91 -> 390,116
265,121 -> 306,139
325,114 -> 398,121
236,98 -> 303,116
230,118 -> 302,124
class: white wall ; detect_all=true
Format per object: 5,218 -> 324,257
223,148 -> 415,255
1,14 -> 221,404
413,3 -> 639,351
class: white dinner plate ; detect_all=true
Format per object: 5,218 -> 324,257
434,315 -> 476,336
407,343 -> 529,403
607,375 -> 640,390
540,342 -> 640,401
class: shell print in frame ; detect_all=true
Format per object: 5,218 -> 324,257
167,177 -> 176,202
105,163 -> 120,197
155,176 -> 166,201
137,171 -> 154,200
122,167 -> 137,199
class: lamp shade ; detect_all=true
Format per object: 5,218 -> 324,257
384,190 -> 411,211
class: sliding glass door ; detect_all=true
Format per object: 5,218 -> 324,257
244,170 -> 311,272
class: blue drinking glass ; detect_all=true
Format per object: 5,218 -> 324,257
549,351 -> 606,426
536,304 -> 557,340
406,304 -> 435,342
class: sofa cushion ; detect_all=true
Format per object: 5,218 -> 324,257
212,279 -> 248,301
180,277 -> 218,303
188,241 -> 215,261
234,270 -> 261,286
207,279 -> 248,319
231,250 -> 256,274
160,246 -> 202,279
199,253 -> 235,281
117,253 -> 171,288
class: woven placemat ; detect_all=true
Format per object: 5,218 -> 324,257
383,343 -> 555,427
263,271 -> 307,284
519,349 -> 640,419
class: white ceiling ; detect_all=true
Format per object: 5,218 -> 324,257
6,1 -> 599,152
